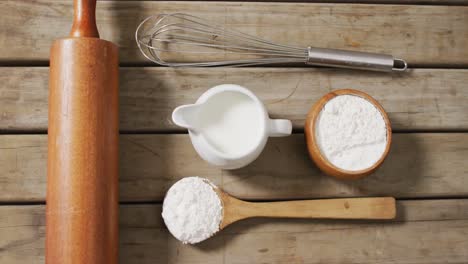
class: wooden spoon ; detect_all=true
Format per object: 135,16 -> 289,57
216,189 -> 396,230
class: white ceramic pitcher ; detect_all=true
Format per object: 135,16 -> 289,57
172,84 -> 292,169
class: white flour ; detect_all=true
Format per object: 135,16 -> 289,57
315,95 -> 387,171
162,177 -> 223,244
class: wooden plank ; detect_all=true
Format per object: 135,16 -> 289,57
0,200 -> 467,263
113,0 -> 468,4
1,1 -> 467,65
1,133 -> 467,202
2,67 -> 468,131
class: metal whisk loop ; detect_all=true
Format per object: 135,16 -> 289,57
136,13 -> 307,67
136,13 -> 407,71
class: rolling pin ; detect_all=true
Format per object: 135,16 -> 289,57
47,0 -> 119,263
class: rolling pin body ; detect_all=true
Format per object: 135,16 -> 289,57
46,0 -> 119,263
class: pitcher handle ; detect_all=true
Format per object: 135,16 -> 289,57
268,119 -> 292,137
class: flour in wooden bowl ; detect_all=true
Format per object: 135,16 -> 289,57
315,95 -> 388,171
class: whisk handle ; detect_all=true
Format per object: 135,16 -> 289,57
306,47 -> 407,72
70,0 -> 99,38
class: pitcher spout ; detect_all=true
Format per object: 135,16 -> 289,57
172,104 -> 201,131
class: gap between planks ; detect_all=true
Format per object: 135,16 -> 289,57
2,61 -> 468,68
3,130 -> 468,135
99,0 -> 468,7
0,197 -> 468,206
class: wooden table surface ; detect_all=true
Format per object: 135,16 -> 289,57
1,0 -> 468,263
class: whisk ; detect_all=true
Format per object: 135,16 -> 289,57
136,13 -> 407,72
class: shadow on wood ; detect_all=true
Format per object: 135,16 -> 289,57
227,133 -> 424,199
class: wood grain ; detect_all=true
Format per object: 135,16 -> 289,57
0,200 -> 467,263
47,31 -> 119,264
1,67 -> 468,131
219,193 -> 396,229
1,1 -> 467,65
1,133 -> 467,202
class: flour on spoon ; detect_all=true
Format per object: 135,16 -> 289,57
162,177 -> 223,244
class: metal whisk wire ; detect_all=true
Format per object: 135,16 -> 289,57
135,13 -> 308,67
136,13 -> 407,71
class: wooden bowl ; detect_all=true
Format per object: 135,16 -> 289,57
305,89 -> 392,180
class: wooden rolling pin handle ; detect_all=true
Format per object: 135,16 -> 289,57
251,197 -> 396,220
70,0 -> 99,38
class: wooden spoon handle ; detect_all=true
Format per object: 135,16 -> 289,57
70,0 -> 99,38
243,197 -> 396,220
